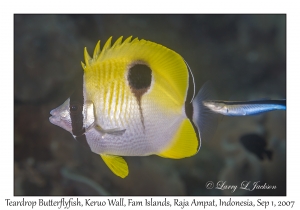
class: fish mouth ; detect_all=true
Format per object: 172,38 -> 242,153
49,109 -> 58,124
49,115 -> 54,122
50,109 -> 55,116
49,114 -> 55,124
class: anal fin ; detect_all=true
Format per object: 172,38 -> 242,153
158,118 -> 199,159
100,154 -> 129,178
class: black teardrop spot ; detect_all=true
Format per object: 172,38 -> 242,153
128,63 -> 152,90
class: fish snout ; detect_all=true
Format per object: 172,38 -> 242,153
49,108 -> 61,124
50,109 -> 56,116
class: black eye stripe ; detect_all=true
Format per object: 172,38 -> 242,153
70,104 -> 78,112
69,103 -> 82,115
70,75 -> 85,137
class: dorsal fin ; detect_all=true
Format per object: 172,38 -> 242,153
111,36 -> 123,49
83,47 -> 92,67
98,36 -> 112,61
93,40 -> 101,60
82,36 -> 189,106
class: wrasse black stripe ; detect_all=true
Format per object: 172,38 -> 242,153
209,99 -> 286,107
70,76 -> 85,137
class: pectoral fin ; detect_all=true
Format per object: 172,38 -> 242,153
98,127 -> 126,136
100,154 -> 129,178
87,122 -> 126,136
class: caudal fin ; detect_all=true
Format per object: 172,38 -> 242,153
192,81 -> 220,142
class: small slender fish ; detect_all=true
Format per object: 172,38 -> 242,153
203,99 -> 286,116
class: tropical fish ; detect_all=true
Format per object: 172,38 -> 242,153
49,36 -> 218,178
240,133 -> 273,160
203,99 -> 286,116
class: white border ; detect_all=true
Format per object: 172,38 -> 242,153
2,1 -> 299,209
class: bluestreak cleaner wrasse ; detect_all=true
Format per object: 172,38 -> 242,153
49,36 -> 218,178
203,99 -> 286,116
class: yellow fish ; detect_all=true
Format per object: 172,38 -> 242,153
49,36 -> 217,178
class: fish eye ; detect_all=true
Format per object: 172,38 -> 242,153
70,105 -> 78,112
70,103 -> 81,115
